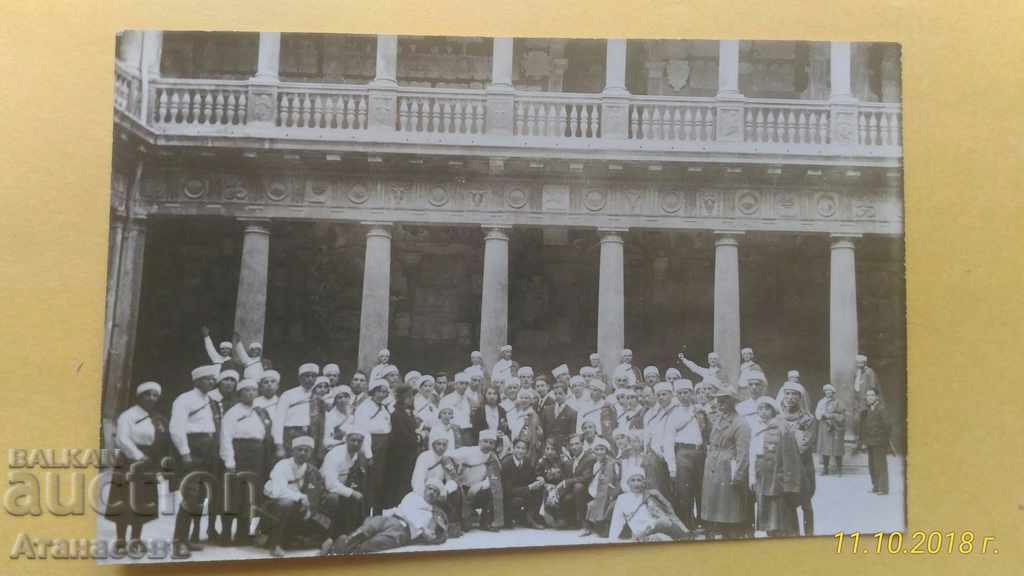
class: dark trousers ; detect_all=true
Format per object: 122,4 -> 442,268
368,434 -> 390,514
222,439 -> 266,539
323,492 -> 370,539
467,487 -> 495,528
504,486 -> 541,527
263,499 -> 304,549
673,444 -> 701,530
337,516 -> 411,554
173,433 -> 217,543
867,445 -> 889,493
558,482 -> 591,528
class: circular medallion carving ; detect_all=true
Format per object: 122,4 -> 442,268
817,193 -> 838,218
659,190 -> 683,214
584,189 -> 607,212
736,191 -> 760,215
428,185 -> 449,207
183,178 -> 206,199
507,188 -> 528,209
266,178 -> 289,201
347,184 -> 369,205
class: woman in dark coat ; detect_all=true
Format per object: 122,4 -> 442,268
699,387 -> 751,539
814,384 -> 846,475
470,384 -> 510,451
384,385 -> 421,508
106,382 -> 170,555
748,396 -> 800,536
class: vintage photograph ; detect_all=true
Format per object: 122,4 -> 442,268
102,30 -> 905,563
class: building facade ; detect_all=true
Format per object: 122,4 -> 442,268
106,32 -> 904,445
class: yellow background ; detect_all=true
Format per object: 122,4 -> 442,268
1,0 -> 1021,574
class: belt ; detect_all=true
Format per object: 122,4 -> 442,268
285,425 -> 310,431
233,438 -> 264,445
675,442 -> 700,449
187,432 -> 215,438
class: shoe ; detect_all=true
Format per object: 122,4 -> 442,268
186,541 -> 204,552
524,515 -> 545,529
270,546 -> 285,557
479,524 -> 500,532
320,537 -> 336,556
579,528 -> 593,537
112,540 -> 128,556
128,540 -> 147,556
172,542 -> 192,559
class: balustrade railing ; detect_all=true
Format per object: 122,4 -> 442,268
514,93 -> 602,138
858,104 -> 901,146
277,84 -> 369,130
744,100 -> 831,145
150,79 -> 249,126
397,88 -> 487,134
628,97 -> 717,142
124,76 -> 900,156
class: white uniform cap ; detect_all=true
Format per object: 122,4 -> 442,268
236,379 -> 258,392
822,384 -> 837,393
217,369 -> 240,382
314,376 -> 331,387
218,341 -> 232,350
341,423 -> 368,439
621,348 -> 633,357
262,370 -> 281,383
856,354 -> 868,362
299,363 -> 320,376
746,371 -> 767,384
589,353 -> 601,362
674,379 -> 694,392
191,365 -> 219,381
418,375 -> 436,388
465,366 -> 484,379
787,369 -> 800,378
741,347 -> 754,355
552,364 -> 570,378
323,363 -> 341,376
569,375 -> 586,387
382,364 -> 400,377
653,381 -> 674,394
378,348 -> 390,357
757,396 -> 781,414
428,427 -> 451,447
404,371 -> 422,385
334,385 -> 355,398
517,366 -> 534,377
248,342 -> 263,351
665,367 -> 682,379
291,436 -> 315,449
643,366 -> 659,378
368,379 -> 390,394
588,379 -> 607,393
470,350 -> 483,359
591,437 -> 611,451
454,372 -> 470,384
136,381 -> 161,396
499,344 -> 512,353
707,352 -> 720,360
478,430 -> 497,442
580,366 -> 595,378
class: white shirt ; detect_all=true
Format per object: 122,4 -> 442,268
491,358 -> 513,384
203,336 -> 230,366
483,405 -> 500,431
354,400 -> 392,435
321,445 -> 367,497
219,403 -> 267,469
233,341 -> 264,380
389,491 -> 438,541
253,394 -> 279,423
115,405 -> 157,461
413,395 -> 438,429
264,458 -> 309,502
507,407 -> 528,440
411,450 -> 459,496
608,491 -> 656,540
273,385 -> 313,444
169,388 -> 216,456
441,392 -> 471,429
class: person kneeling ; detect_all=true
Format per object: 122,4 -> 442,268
324,482 -> 449,555
451,430 -> 504,532
501,438 -> 546,529
320,424 -> 372,548
582,438 -> 620,537
608,467 -> 689,542
263,436 -> 330,557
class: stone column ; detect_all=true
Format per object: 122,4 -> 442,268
597,229 -> 626,377
713,232 -> 743,385
254,32 -> 281,81
829,235 -> 860,432
368,35 -> 399,131
715,40 -> 744,142
601,39 -> 630,139
486,37 -> 515,135
479,226 -> 511,370
233,221 -> 271,346
139,31 -> 162,122
829,41 -> 858,145
247,32 -> 281,127
103,219 -> 147,421
117,31 -> 144,70
357,224 -> 393,372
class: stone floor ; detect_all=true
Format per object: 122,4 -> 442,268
97,455 -> 905,564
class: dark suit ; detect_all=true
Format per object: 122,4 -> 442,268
500,454 -> 541,527
470,404 -> 510,446
859,401 -> 891,493
558,451 -> 596,528
541,404 -> 578,450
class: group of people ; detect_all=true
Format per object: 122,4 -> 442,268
104,328 -> 893,558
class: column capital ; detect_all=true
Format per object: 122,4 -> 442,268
598,227 -> 628,243
362,221 -> 393,239
830,233 -> 862,249
713,230 -> 745,246
124,218 -> 148,233
239,218 -> 272,234
483,225 -> 512,241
